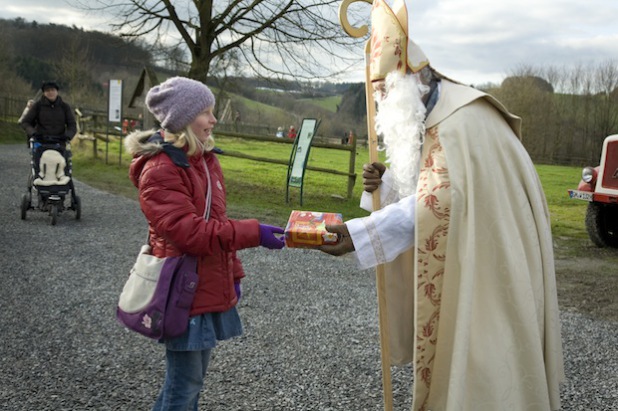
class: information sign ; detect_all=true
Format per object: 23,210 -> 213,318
108,79 -> 123,123
286,118 -> 320,205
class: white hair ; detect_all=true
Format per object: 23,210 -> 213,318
374,71 -> 429,197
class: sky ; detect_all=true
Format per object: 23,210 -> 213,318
1,0 -> 617,86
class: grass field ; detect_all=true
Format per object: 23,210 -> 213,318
535,164 -> 588,239
300,95 -> 342,112
62,133 -> 590,239
1,120 -> 589,239
68,134 -> 375,224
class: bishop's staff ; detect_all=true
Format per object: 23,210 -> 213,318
338,1 -> 393,410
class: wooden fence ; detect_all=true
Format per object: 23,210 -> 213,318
214,130 -> 358,199
2,95 -> 359,198
1,95 -> 31,122
76,111 -> 359,199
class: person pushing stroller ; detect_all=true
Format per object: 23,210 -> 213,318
19,82 -> 80,224
20,81 -> 76,142
20,81 -> 77,171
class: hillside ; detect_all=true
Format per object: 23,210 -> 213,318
216,83 -> 361,138
6,17 -> 615,163
0,17 -> 363,138
0,18 -> 152,95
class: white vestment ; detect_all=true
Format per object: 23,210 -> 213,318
346,80 -> 564,411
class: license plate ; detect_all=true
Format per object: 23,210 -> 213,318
568,190 -> 593,201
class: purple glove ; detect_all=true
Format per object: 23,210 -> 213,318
234,281 -> 242,300
259,224 -> 285,250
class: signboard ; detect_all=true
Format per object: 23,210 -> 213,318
288,119 -> 318,187
286,118 -> 320,205
108,79 -> 123,123
106,79 -> 123,166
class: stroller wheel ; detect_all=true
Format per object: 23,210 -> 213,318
73,195 -> 81,220
50,204 -> 58,226
20,194 -> 29,220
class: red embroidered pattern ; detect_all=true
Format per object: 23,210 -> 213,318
414,127 -> 451,411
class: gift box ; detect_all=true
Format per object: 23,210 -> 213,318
284,210 -> 343,248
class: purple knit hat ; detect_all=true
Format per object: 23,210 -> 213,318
145,76 -> 215,133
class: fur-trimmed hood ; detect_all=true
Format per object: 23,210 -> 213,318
126,129 -> 190,189
124,129 -> 164,158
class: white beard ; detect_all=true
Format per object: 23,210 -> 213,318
374,72 -> 429,198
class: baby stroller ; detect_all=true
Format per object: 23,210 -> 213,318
20,136 -> 81,225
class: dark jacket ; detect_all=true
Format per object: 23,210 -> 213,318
125,130 -> 260,315
20,96 -> 77,141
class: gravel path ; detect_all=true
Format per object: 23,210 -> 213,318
0,144 -> 616,411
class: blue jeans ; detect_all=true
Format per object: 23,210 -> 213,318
152,348 -> 212,411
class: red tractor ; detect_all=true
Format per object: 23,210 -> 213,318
568,134 -> 618,247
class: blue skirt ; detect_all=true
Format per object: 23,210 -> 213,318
163,307 -> 243,351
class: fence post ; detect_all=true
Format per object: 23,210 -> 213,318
347,136 -> 357,199
93,114 -> 98,159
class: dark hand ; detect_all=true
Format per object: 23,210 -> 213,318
362,162 -> 386,193
318,224 -> 354,256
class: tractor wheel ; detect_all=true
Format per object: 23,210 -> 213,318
585,202 -> 618,248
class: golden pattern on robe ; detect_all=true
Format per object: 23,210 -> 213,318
413,126 -> 451,411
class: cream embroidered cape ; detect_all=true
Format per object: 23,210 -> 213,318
352,80 -> 564,410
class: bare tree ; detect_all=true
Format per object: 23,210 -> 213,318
497,64 -> 555,161
492,61 -> 618,164
591,60 -> 618,144
208,48 -> 243,119
72,0 -> 365,82
0,26 -> 31,97
569,61 -> 617,161
541,65 -> 570,162
53,36 -> 95,105
155,44 -> 191,73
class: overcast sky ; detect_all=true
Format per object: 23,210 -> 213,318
1,0 -> 617,86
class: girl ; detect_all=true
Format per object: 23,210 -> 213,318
125,76 -> 285,410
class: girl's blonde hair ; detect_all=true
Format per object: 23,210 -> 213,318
163,126 -> 215,156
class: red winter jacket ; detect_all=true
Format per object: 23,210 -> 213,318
126,131 -> 260,315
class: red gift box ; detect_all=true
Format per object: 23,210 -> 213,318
284,210 -> 343,248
